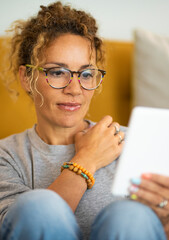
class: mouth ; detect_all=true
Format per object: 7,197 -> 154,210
57,102 -> 81,112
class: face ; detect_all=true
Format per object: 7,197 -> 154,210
32,34 -> 96,129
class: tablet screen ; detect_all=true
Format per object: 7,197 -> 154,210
111,106 -> 169,196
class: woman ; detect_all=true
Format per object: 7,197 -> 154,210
0,2 -> 168,240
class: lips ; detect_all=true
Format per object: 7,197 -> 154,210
57,102 -> 81,112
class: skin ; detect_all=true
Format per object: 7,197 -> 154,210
130,174 -> 169,238
19,33 -> 125,212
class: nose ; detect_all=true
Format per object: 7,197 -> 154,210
63,73 -> 82,96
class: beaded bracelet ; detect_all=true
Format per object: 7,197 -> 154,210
61,162 -> 95,189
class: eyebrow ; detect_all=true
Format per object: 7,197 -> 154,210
44,62 -> 95,70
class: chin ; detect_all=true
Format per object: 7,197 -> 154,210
56,117 -> 83,129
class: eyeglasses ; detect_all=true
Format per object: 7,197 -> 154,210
25,64 -> 106,90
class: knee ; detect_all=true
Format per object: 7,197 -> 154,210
2,190 -> 81,240
90,200 -> 166,240
101,200 -> 157,227
17,189 -> 68,210
92,200 -> 154,229
6,189 -> 73,226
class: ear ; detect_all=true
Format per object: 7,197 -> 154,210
19,65 -> 31,92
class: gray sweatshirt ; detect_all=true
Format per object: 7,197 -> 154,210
0,123 -> 126,239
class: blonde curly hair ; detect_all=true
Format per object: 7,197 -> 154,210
7,1 -> 104,99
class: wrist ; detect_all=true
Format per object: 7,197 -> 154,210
72,152 -> 96,175
61,162 -> 95,189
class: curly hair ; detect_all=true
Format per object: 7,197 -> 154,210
7,1 -> 104,99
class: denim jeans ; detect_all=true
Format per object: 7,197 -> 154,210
0,189 -> 167,240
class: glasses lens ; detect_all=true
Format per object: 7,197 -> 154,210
80,69 -> 102,90
47,68 -> 70,88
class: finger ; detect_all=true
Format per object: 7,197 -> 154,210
115,131 -> 125,145
130,195 -> 169,220
96,115 -> 113,129
142,173 -> 169,189
131,177 -> 169,201
130,186 -> 163,206
151,205 -> 169,219
130,187 -> 169,221
164,221 -> 169,232
117,140 -> 125,155
109,122 -> 120,135
142,178 -> 168,198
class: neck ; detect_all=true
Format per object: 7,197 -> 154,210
35,120 -> 89,145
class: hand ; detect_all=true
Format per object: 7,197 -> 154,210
74,115 -> 125,174
129,173 -> 169,237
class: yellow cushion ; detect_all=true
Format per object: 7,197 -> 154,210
90,40 -> 133,125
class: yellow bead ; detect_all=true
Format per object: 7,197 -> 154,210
87,183 -> 93,189
88,173 -> 92,178
77,169 -> 82,175
69,165 -> 74,170
73,167 -> 78,172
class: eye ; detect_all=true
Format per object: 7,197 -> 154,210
81,70 -> 94,80
48,68 -> 67,78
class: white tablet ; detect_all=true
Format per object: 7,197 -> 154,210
111,106 -> 169,197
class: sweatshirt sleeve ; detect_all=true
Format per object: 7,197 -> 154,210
0,149 -> 31,224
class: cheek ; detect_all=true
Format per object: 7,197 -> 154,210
35,76 -> 46,92
84,91 -> 94,105
32,78 -> 50,106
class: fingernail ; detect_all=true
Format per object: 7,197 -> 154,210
131,178 -> 141,185
129,185 -> 139,193
130,194 -> 137,200
141,173 -> 152,179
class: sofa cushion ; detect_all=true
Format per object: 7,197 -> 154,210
132,29 -> 169,108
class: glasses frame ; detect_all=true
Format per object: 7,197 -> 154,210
25,64 -> 106,90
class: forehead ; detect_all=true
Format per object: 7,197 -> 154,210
43,34 -> 96,66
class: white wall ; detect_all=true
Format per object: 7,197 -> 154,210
1,0 -> 169,41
